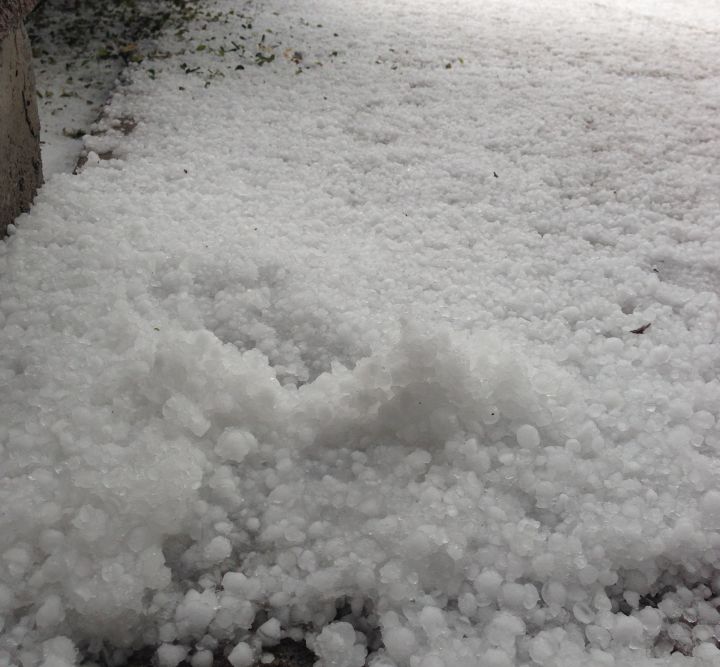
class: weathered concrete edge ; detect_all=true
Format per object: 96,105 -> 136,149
0,0 -> 38,41
0,22 -> 43,237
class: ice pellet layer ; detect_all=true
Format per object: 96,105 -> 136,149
2,0 -> 720,666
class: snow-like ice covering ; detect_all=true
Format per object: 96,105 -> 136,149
3,0 -> 720,665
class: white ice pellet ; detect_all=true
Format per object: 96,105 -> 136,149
162,395 -> 210,437
622,591 -> 640,610
523,584 -> 540,610
258,618 -> 282,646
578,566 -> 598,586
668,622 -> 692,647
418,655 -> 445,667
649,345 -> 671,364
588,648 -> 614,666
697,600 -> 720,624
486,611 -> 525,649
40,657 -> 73,667
176,590 -> 217,635
668,399 -> 693,420
542,582 -> 566,606
480,648 -> 513,667
699,490 -> 720,528
637,607 -> 662,636
572,602 -> 595,625
41,637 -> 76,665
233,601 -> 256,629
204,536 -> 232,563
528,633 -> 555,665
474,570 -> 503,604
501,582 -> 525,609
222,572 -> 248,595
419,606 -> 446,639
458,592 -> 477,616
156,644 -> 188,667
38,529 -> 64,554
3,547 -> 30,576
692,411 -> 716,431
668,425 -> 693,448
191,650 -> 214,667
694,642 -> 720,661
35,595 -> 64,629
515,424 -> 540,449
383,627 -> 416,663
159,623 -> 178,643
314,622 -> 366,667
612,615 -> 644,647
227,642 -> 254,667
585,625 -> 611,649
83,150 -> 100,167
215,429 -> 258,463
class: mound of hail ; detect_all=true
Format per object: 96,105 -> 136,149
0,322 -> 718,667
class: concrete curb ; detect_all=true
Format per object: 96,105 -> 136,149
0,22 -> 43,237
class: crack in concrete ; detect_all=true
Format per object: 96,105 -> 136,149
15,28 -> 37,140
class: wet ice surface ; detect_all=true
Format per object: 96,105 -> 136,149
3,0 -> 720,665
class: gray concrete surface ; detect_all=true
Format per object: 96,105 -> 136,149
0,23 -> 43,236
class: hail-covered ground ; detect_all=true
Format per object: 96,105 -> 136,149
27,0 -> 202,176
3,0 -> 720,666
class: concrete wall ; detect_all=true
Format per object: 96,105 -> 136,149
0,0 -> 38,38
0,23 -> 42,236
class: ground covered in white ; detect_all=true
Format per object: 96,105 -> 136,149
27,0 -> 201,176
3,0 -> 720,665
